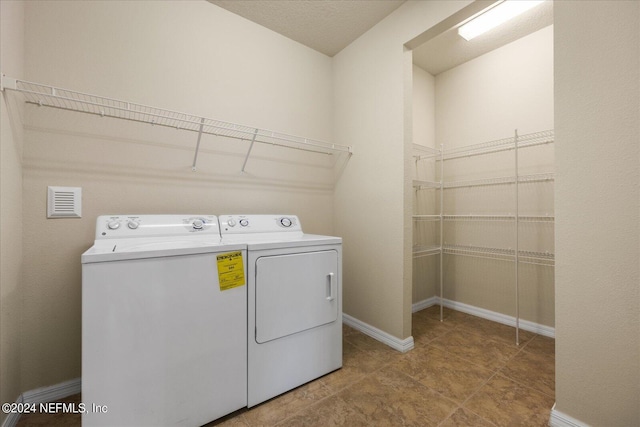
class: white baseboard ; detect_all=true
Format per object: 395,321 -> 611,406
412,298 -> 555,338
1,378 -> 81,427
549,403 -> 591,427
343,313 -> 414,353
1,409 -> 20,427
412,296 -> 439,313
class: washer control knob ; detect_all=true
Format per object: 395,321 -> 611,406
127,221 -> 139,230
192,219 -> 204,230
107,220 -> 120,230
280,217 -> 292,227
227,219 -> 236,227
239,219 -> 249,227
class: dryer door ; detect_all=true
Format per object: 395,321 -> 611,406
255,250 -> 338,343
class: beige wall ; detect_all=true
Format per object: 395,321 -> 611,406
412,65 -> 435,149
0,0 -> 25,422
15,0 -> 335,393
555,1 -> 639,425
333,0 -> 471,340
411,65 -> 438,305
435,26 -> 554,148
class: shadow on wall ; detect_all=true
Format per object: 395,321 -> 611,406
11,93 -> 350,192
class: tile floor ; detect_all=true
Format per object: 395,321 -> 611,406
17,306 -> 555,426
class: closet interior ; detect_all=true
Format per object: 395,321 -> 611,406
412,131 -> 555,343
410,21 -> 555,343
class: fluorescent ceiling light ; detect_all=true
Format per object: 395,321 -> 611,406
458,0 -> 545,41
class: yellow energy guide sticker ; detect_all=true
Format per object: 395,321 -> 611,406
217,251 -> 245,291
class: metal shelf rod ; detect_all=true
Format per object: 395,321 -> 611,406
439,144 -> 444,322
240,129 -> 259,173
191,118 -> 206,171
514,129 -> 520,345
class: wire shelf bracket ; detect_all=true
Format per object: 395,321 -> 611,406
1,75 -> 353,174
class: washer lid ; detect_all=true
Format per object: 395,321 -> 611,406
82,237 -> 245,263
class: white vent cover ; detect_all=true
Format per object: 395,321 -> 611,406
47,186 -> 82,218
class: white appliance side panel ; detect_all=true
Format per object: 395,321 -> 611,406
82,252 -> 247,427
255,250 -> 338,344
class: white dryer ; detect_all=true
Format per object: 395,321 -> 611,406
81,215 -> 247,426
219,215 -> 342,407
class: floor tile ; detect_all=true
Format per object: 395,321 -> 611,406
16,394 -> 81,427
411,314 -> 456,344
391,345 -> 494,403
319,341 -> 388,393
439,406 -> 496,427
14,308 -> 556,427
338,366 -> 458,426
343,330 -> 403,364
429,328 -> 520,371
416,305 -> 474,324
241,379 -> 333,426
274,395 -> 369,427
464,374 -> 555,427
456,315 -> 535,345
499,349 -> 555,397
522,334 -> 555,356
208,411 -> 251,426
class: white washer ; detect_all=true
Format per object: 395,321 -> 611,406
81,215 -> 247,426
219,214 -> 342,407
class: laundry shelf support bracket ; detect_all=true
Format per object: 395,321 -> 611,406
191,117 -> 206,172
241,129 -> 259,173
0,74 -> 17,92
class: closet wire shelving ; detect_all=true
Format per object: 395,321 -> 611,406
0,75 -> 352,172
412,129 -> 555,345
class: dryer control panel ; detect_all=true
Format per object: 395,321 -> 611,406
219,215 -> 301,234
95,215 -> 219,239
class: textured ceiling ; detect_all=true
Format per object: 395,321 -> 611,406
208,0 -> 553,74
209,0 -> 406,57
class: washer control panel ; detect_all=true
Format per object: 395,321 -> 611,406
219,215 -> 300,234
95,215 -> 219,239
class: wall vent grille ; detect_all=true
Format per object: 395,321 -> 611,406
47,186 -> 82,218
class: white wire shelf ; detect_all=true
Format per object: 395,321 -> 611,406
413,215 -> 441,221
443,172 -> 554,189
519,250 -> 556,266
413,179 -> 441,189
412,243 -> 555,265
413,245 -> 441,258
442,215 -> 554,222
518,172 -> 555,184
519,215 -> 555,223
441,130 -> 554,161
442,244 -> 554,266
412,144 -> 441,160
411,129 -> 556,337
1,76 -> 352,172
